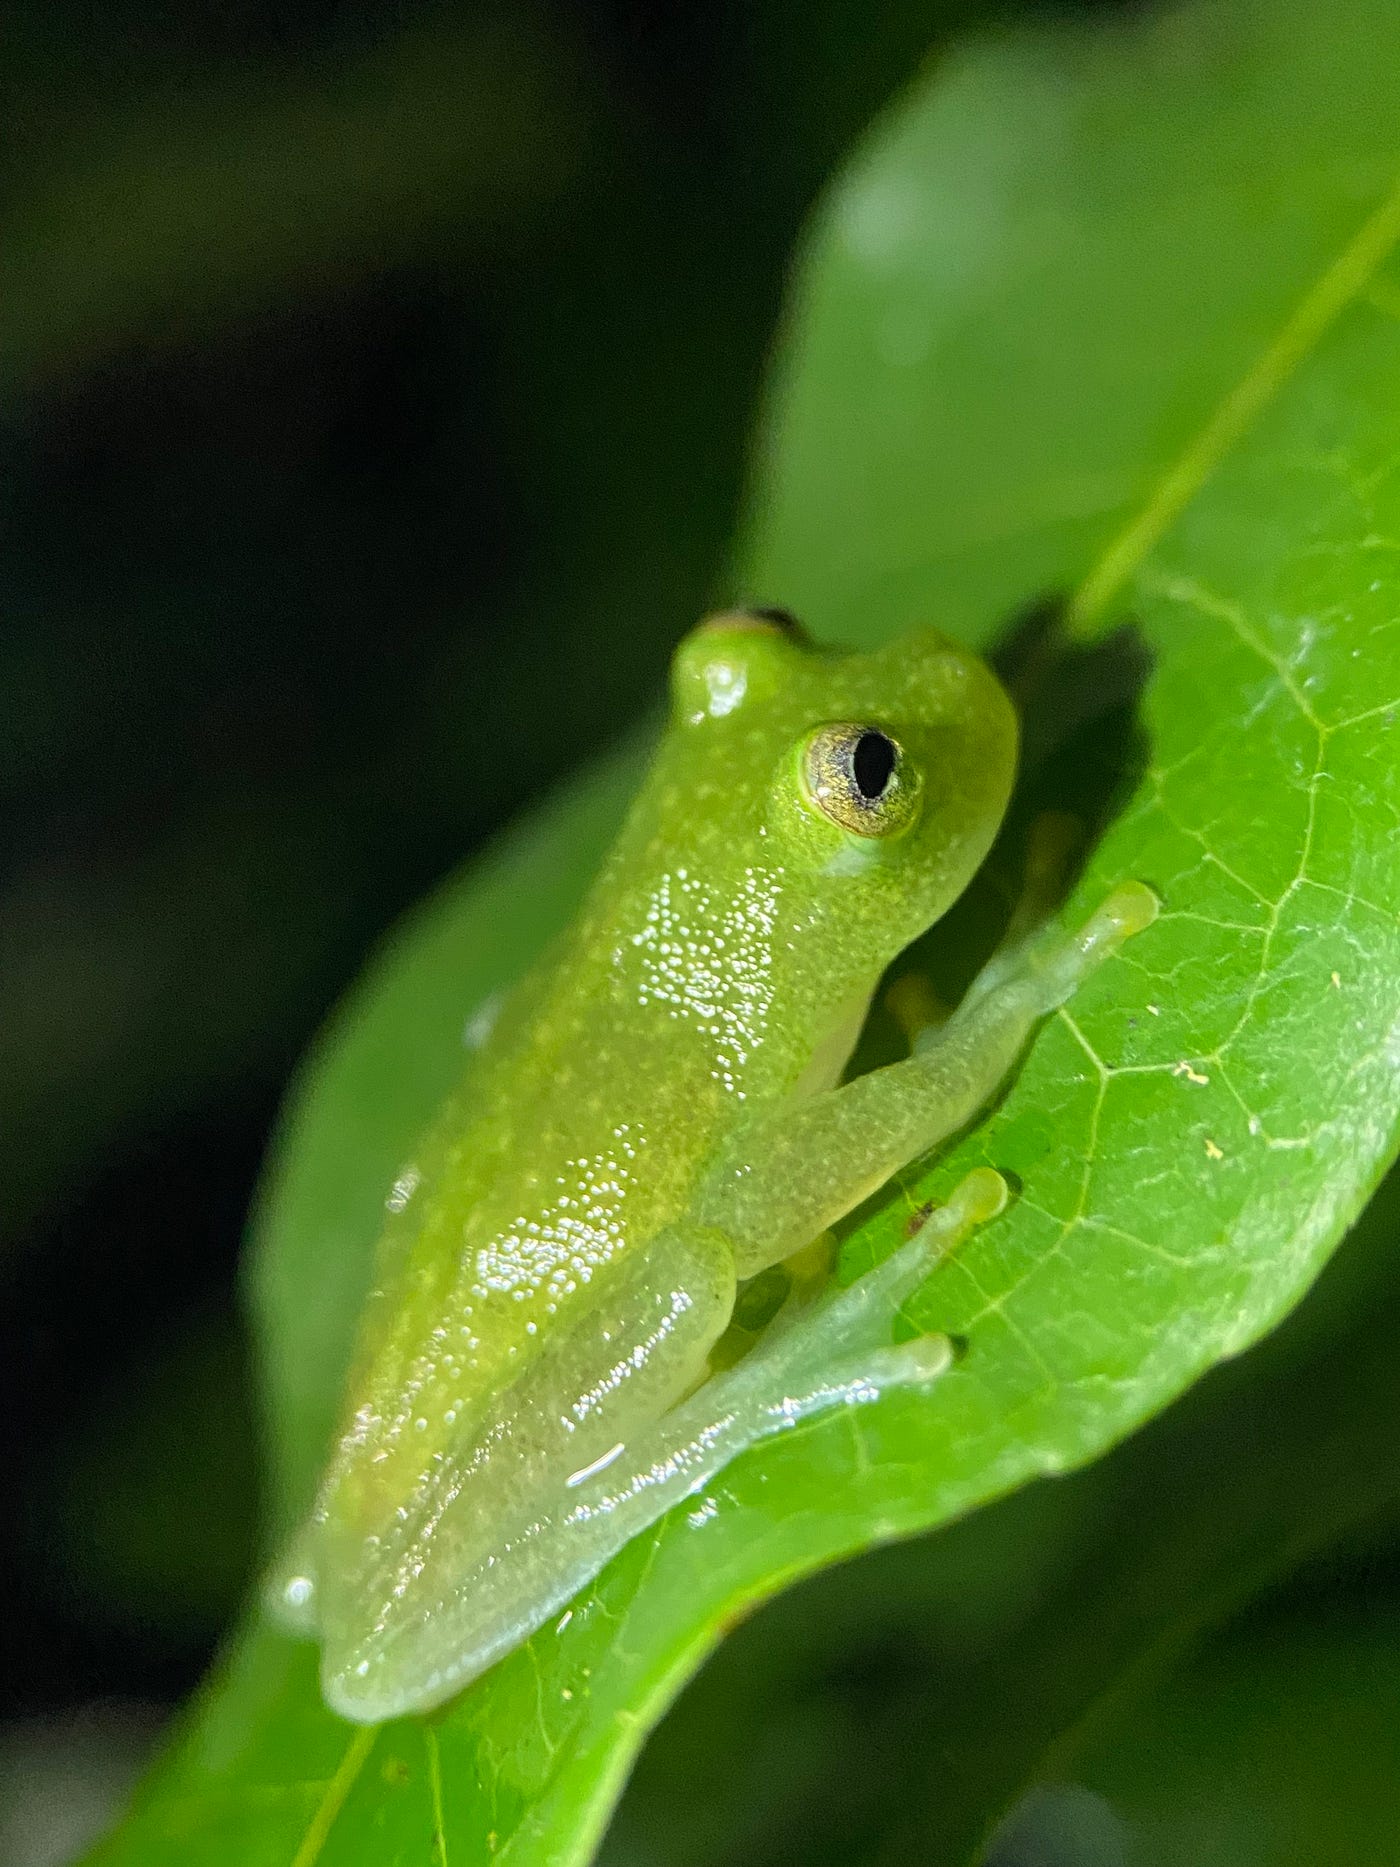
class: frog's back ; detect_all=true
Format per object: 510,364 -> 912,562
323,716 -> 815,1539
364,859 -> 780,1432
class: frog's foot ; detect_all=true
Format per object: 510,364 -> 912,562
566,1169 -> 1007,1541
760,1166 -> 1008,1371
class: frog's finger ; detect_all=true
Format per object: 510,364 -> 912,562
1034,880 -> 1159,1008
867,1165 -> 1009,1312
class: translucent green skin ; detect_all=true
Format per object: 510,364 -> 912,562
280,617 -> 1018,1719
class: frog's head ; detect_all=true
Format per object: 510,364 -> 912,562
666,608 -> 1017,1056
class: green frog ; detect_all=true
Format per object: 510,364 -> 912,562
269,609 -> 1155,1722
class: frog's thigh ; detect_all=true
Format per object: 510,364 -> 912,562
541,1220 -> 738,1468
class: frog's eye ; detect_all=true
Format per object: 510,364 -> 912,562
800,722 -> 922,838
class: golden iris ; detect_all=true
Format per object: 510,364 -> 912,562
800,722 -> 921,837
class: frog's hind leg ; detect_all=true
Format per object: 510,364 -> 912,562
564,1169 -> 1007,1542
313,1219 -> 738,1719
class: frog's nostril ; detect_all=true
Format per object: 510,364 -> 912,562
852,730 -> 897,800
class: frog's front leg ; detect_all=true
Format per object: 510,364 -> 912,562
692,882 -> 1156,1279
567,886 -> 1155,1571
884,811 -> 1091,1049
574,884 -> 1159,1566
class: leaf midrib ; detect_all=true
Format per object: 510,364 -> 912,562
287,1725 -> 375,1867
1068,168 -> 1400,630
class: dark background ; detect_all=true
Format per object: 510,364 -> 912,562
0,1 -> 1118,1858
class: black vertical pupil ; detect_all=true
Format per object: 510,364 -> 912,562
852,730 -> 897,800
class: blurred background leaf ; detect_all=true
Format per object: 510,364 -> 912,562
0,0 -> 967,1256
1,9 -> 591,387
1055,1599 -> 1400,1867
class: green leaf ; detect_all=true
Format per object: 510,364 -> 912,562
600,1160 -> 1400,1867
89,0 -> 1400,1861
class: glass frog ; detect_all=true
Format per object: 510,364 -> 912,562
270,609 -> 1155,1722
